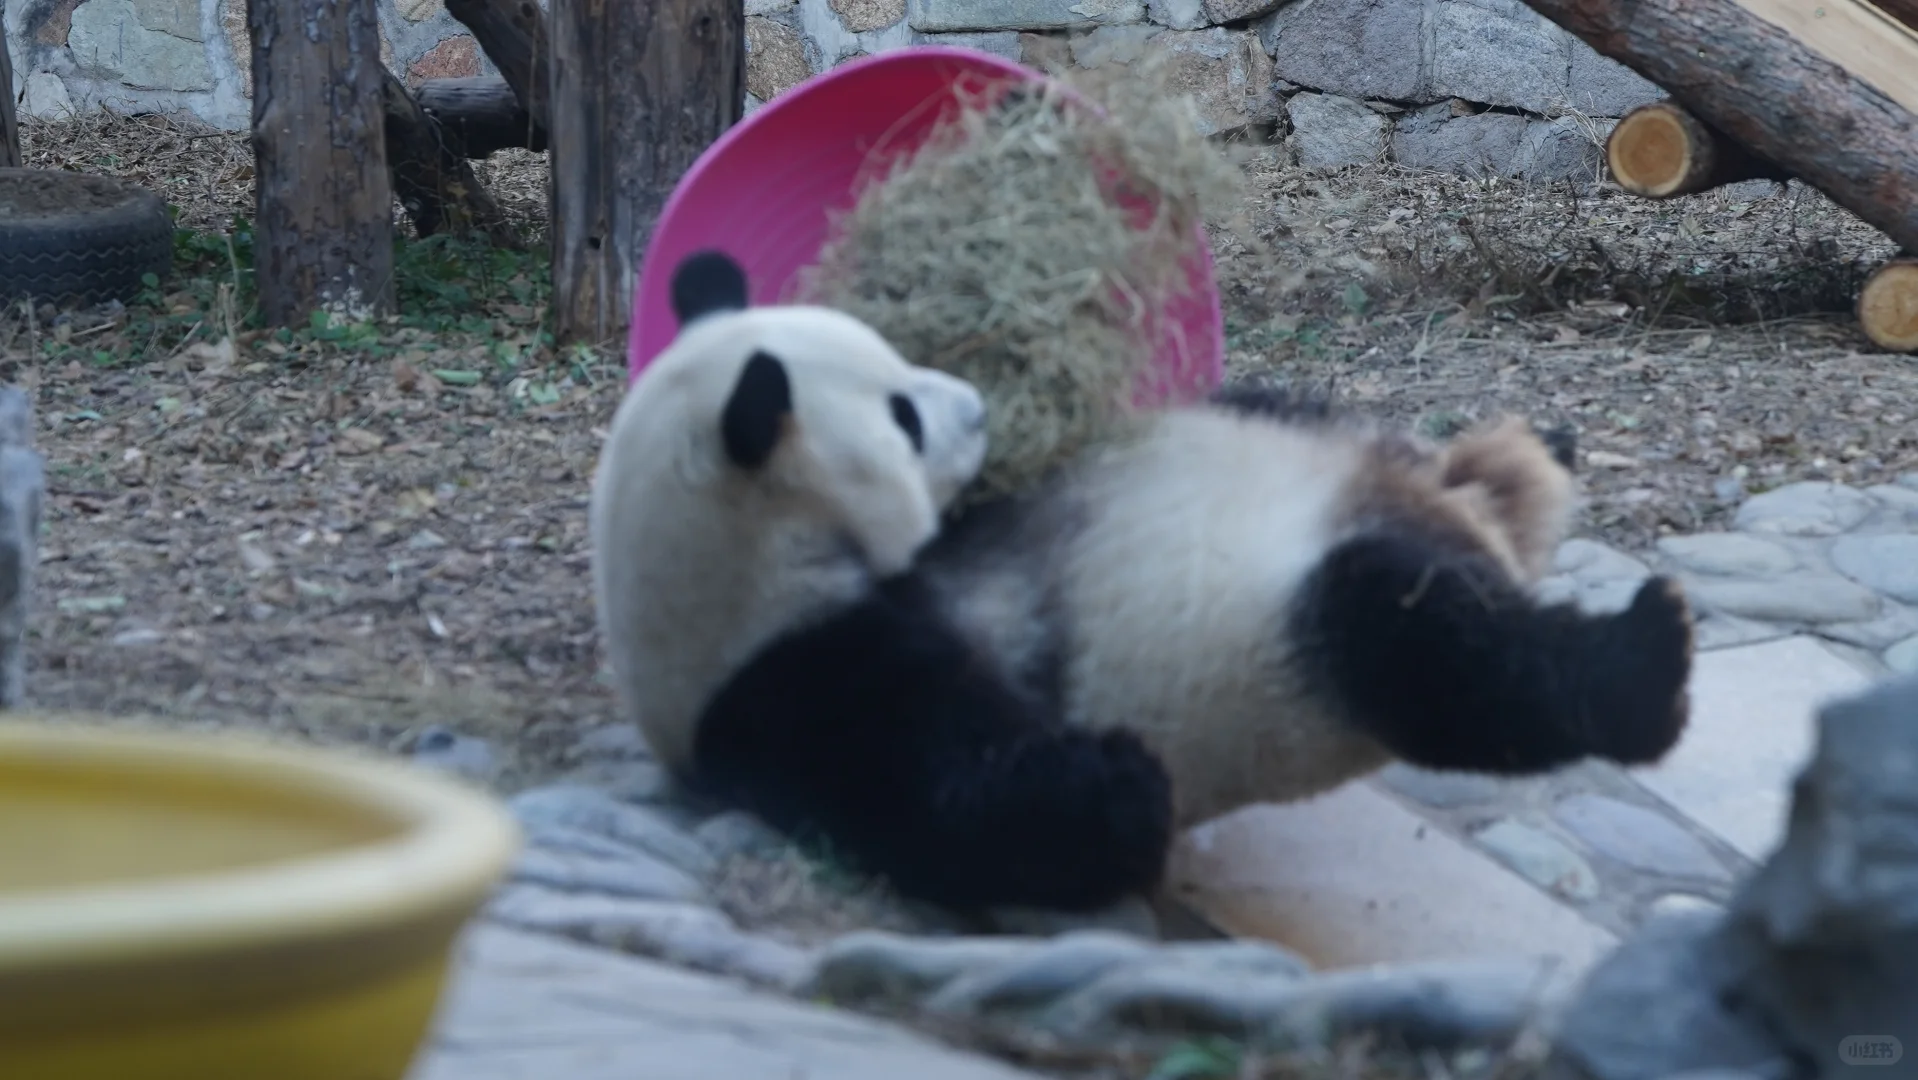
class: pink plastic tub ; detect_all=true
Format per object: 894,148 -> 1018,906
626,45 -> 1225,406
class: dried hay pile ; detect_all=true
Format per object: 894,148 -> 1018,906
793,55 -> 1244,502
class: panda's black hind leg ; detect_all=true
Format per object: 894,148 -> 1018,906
692,574 -> 1174,914
1287,532 -> 1694,775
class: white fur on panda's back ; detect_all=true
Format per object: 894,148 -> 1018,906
1056,409 -> 1392,827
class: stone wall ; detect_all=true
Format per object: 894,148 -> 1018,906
6,0 -> 1665,181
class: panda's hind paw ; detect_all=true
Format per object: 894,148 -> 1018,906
1585,575 -> 1695,765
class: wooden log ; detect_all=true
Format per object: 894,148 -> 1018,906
1858,258 -> 1918,353
382,69 -> 521,246
0,15 -> 20,169
444,0 -> 550,133
1866,0 -> 1918,34
1606,101 -> 1791,199
1522,0 -> 1918,256
416,76 -> 547,157
548,0 -> 744,344
248,0 -> 395,327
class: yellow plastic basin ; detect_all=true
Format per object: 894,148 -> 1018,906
0,714 -> 522,1080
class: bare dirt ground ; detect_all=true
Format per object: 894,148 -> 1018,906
2,111 -> 1913,797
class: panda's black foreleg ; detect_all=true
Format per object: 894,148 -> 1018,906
1286,532 -> 1694,775
692,575 -> 1175,913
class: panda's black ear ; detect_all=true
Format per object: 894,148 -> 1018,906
671,250 -> 750,327
721,351 -> 792,470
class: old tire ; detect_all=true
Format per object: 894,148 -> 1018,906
0,167 -> 174,308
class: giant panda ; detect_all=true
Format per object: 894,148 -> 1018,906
590,249 -> 1696,917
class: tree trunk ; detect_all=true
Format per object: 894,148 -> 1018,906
445,0 -> 552,132
1606,101 -> 1790,199
383,69 -> 522,245
249,0 -> 395,326
1523,0 -> 1918,256
417,76 -> 546,156
549,0 -> 744,346
1,9 -> 20,169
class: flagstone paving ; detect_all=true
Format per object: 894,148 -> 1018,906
407,478 -> 1918,1079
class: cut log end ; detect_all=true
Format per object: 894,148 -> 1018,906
1608,104 -> 1704,198
1605,101 -> 1793,200
1858,258 -> 1918,353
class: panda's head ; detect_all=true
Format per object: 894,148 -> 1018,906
640,250 -> 990,576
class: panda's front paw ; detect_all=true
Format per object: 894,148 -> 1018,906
1588,575 -> 1695,764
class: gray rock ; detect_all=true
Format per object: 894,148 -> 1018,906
415,925 -> 1045,1080
1037,962 -> 1295,1040
568,721 -> 654,761
1161,937 -> 1312,978
510,786 -> 719,879
486,883 -> 814,989
1564,43 -> 1663,117
1258,0 -> 1426,103
1810,602 -> 1918,650
1554,538 -> 1651,581
1887,634 -> 1918,674
1724,673 -> 1918,1059
1262,957 -> 1565,1050
907,29 -> 1023,58
1830,533 -> 1918,604
1536,574 -> 1643,616
511,845 -> 711,904
1376,763 -> 1518,808
1866,483 -> 1918,522
554,758 -> 678,804
1547,673 -> 1918,1080
1732,481 -> 1875,537
0,388 -> 42,710
1647,892 -> 1724,920
1147,0 -> 1206,29
1073,26 -> 1278,134
1392,107 -> 1529,178
907,0 -> 1143,32
1692,613 -> 1792,651
807,931 -> 1056,1007
1515,114 -> 1607,183
1201,0 -> 1288,24
1655,532 -> 1797,577
1473,818 -> 1600,901
1429,0 -> 1572,116
1685,574 -> 1883,625
694,810 -> 789,861
411,725 -> 500,782
1042,955 -> 1555,1050
987,894 -> 1161,939
18,73 -> 75,122
923,932 -> 1158,1016
69,0 -> 215,92
1154,27 -> 1282,135
1546,913 -> 1790,1078
1286,91 -> 1388,170
1552,793 -> 1729,882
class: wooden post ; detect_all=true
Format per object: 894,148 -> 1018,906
1522,0 -> 1918,257
548,0 -> 744,347
1,6 -> 21,169
1606,102 -> 1790,199
1858,258 -> 1918,353
248,0 -> 395,327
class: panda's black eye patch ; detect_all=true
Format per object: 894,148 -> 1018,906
889,393 -> 924,453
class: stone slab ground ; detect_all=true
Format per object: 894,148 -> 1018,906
410,925 -> 1045,1080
